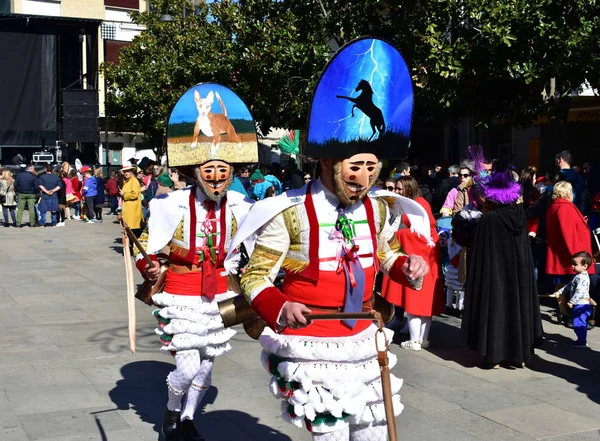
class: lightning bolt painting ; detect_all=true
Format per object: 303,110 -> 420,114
305,38 -> 413,159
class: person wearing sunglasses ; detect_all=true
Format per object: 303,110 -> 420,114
384,177 -> 397,192
440,160 -> 475,217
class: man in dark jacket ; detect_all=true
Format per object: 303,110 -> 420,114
433,164 -> 461,212
37,165 -> 61,227
15,165 -> 38,227
555,150 -> 591,217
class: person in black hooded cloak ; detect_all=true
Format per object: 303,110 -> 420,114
461,150 -> 544,369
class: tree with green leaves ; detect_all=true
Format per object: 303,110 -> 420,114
102,0 -> 600,157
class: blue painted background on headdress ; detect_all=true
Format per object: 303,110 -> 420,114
307,38 -> 413,145
169,83 -> 252,124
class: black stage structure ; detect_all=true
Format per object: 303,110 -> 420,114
0,13 -> 101,166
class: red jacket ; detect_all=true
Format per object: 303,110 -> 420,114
71,176 -> 82,199
546,198 -> 594,275
105,177 -> 119,196
381,197 -> 444,316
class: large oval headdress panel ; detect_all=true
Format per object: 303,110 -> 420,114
167,83 -> 259,166
305,37 -> 413,160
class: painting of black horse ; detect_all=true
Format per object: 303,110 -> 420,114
336,79 -> 386,141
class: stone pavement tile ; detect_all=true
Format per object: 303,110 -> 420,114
0,345 -> 63,366
3,284 -> 62,296
59,290 -> 119,303
501,376 -> 600,422
1,325 -> 53,347
10,293 -> 69,305
0,290 -> 17,308
422,381 -> 542,414
1,368 -> 92,392
0,306 -> 31,326
400,384 -> 461,414
0,424 -> 28,441
33,428 -> 145,441
0,362 -> 35,377
436,408 -> 536,441
78,302 -> 128,322
0,276 -> 48,288
37,321 -> 124,347
392,349 -> 489,390
482,403 -> 600,439
37,273 -> 90,284
7,384 -> 113,415
393,405 -> 481,441
24,303 -> 95,326
18,407 -> 130,441
413,346 -> 553,383
543,430 -> 600,440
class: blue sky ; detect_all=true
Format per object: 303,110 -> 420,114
169,83 -> 253,124
308,38 -> 413,144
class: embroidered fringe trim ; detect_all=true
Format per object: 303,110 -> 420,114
260,325 -> 394,362
259,325 -> 403,432
153,291 -> 237,357
157,328 -> 237,352
281,257 -> 309,273
167,375 -> 186,396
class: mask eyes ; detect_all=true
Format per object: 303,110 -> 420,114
350,166 -> 360,172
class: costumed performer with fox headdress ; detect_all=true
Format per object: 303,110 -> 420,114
136,83 -> 258,441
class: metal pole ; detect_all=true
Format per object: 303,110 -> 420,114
104,39 -> 110,176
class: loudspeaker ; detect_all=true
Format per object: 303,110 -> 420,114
62,89 -> 99,143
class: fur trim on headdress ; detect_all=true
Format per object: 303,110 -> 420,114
467,145 -> 521,204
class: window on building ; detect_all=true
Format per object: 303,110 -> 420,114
105,40 -> 130,64
104,0 -> 139,10
0,0 -> 10,13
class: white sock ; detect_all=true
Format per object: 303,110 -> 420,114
312,426 -> 350,441
406,313 -> 421,342
350,424 -> 387,441
456,290 -> 465,310
166,350 -> 201,412
181,357 -> 214,421
420,317 -> 432,341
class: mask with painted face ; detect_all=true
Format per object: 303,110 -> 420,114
194,160 -> 233,201
330,153 -> 382,205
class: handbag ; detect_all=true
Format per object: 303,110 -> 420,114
66,193 -> 77,202
0,182 -> 7,204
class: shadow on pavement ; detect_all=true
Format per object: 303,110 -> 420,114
109,361 -> 292,441
89,325 -> 158,354
392,316 -> 483,369
109,361 -> 171,437
529,331 -> 600,405
109,237 -> 124,256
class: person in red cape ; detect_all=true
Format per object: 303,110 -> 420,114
382,176 -> 444,351
546,181 -> 594,282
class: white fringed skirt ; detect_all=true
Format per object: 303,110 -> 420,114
260,325 -> 403,433
152,291 -> 237,358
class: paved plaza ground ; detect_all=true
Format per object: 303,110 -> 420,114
1,219 -> 600,441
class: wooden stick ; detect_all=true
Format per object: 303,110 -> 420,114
121,220 -> 154,267
121,222 -> 137,353
303,310 -> 397,441
303,311 -> 377,321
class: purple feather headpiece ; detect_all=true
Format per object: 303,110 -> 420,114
467,145 -> 521,204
